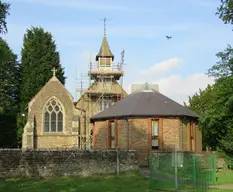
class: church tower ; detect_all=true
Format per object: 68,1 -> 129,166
87,17 -> 125,112
76,18 -> 127,149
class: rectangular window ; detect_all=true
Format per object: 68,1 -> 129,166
152,120 -> 159,150
152,139 -> 159,148
111,122 -> 115,137
99,100 -> 102,111
99,58 -> 111,67
110,121 -> 115,149
99,98 -> 112,112
152,121 -> 158,136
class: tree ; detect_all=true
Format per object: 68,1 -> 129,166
0,38 -> 19,113
187,48 -> 233,155
184,85 -> 215,115
185,84 -> 219,150
216,0 -> 233,26
185,0 -> 233,156
207,45 -> 233,79
20,26 -> 66,109
0,37 -> 20,147
18,27 -> 66,144
0,1 -> 10,34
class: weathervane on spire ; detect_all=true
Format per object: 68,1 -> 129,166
100,17 -> 110,36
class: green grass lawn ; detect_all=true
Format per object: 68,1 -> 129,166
0,172 -> 152,192
216,170 -> 233,185
0,171 -> 232,192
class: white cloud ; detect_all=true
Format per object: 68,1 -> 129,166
140,57 -> 182,76
124,73 -> 214,105
154,74 -> 215,105
123,58 -> 215,105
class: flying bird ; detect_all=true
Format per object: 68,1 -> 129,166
166,36 -> 172,40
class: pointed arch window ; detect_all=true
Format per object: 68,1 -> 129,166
44,98 -> 64,132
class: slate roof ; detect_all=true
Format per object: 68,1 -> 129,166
90,91 -> 199,121
96,36 -> 114,61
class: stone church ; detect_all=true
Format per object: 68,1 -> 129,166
22,31 -> 127,149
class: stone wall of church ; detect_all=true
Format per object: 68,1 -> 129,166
22,77 -> 81,149
0,149 -> 138,178
28,79 -> 75,135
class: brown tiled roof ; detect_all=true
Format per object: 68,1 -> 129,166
90,91 -> 199,121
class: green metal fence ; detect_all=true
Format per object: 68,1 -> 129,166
226,158 -> 233,170
149,151 -> 217,191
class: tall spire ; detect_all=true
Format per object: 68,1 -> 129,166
96,17 -> 114,61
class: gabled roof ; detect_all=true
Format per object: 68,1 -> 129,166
96,36 -> 114,61
28,76 -> 73,107
27,75 -> 74,113
90,91 -> 199,121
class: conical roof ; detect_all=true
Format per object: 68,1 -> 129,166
96,35 -> 114,61
90,91 -> 199,121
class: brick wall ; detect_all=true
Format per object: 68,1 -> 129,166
94,119 -> 149,165
94,121 -> 108,148
163,118 -> 180,150
93,117 -> 202,166
0,149 -> 138,178
127,119 -> 149,166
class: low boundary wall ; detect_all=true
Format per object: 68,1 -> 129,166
0,149 -> 138,178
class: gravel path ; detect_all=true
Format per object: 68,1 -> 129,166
139,167 -> 150,178
209,184 -> 233,190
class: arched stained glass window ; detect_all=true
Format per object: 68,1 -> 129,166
44,97 -> 64,132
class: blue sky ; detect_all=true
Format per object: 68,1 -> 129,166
2,0 -> 233,104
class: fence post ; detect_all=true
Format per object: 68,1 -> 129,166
174,150 -> 178,191
212,155 -> 216,184
117,147 -> 120,175
192,155 -> 196,185
149,155 -> 152,189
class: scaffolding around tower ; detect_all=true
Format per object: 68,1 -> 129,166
74,16 -> 127,149
75,49 -> 126,150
